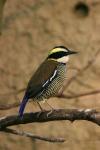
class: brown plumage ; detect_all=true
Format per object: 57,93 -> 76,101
26,59 -> 59,99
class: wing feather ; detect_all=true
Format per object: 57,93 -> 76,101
26,59 -> 59,98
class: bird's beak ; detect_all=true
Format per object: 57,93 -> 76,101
69,51 -> 78,55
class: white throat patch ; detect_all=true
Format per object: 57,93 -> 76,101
57,56 -> 69,63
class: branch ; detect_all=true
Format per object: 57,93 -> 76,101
0,108 -> 100,143
2,128 -> 65,143
0,88 -> 25,97
0,109 -> 100,129
57,89 -> 100,99
0,102 -> 20,110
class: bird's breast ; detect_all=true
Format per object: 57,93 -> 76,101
34,64 -> 66,101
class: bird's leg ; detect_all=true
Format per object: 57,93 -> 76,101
36,102 -> 46,118
45,101 -> 54,110
37,102 -> 44,111
45,101 -> 55,117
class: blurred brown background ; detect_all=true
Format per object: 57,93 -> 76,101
0,0 -> 100,149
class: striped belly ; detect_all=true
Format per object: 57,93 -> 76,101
34,64 -> 66,101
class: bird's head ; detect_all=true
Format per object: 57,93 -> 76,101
47,46 -> 77,64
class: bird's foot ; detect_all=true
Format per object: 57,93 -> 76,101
46,108 -> 55,118
46,108 -> 59,118
37,109 -> 46,118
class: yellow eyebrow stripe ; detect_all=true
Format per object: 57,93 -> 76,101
49,48 -> 67,55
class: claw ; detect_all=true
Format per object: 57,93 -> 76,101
37,111 -> 42,118
46,109 -> 54,118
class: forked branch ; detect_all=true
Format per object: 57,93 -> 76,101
0,108 -> 100,142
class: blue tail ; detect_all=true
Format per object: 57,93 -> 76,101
19,94 -> 28,118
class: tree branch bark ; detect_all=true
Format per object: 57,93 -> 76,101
0,108 -> 100,130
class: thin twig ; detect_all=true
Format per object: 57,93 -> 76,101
58,89 -> 100,99
0,88 -> 25,97
0,102 -> 20,110
2,128 -> 65,143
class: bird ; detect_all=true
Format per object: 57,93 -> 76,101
19,46 -> 77,117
